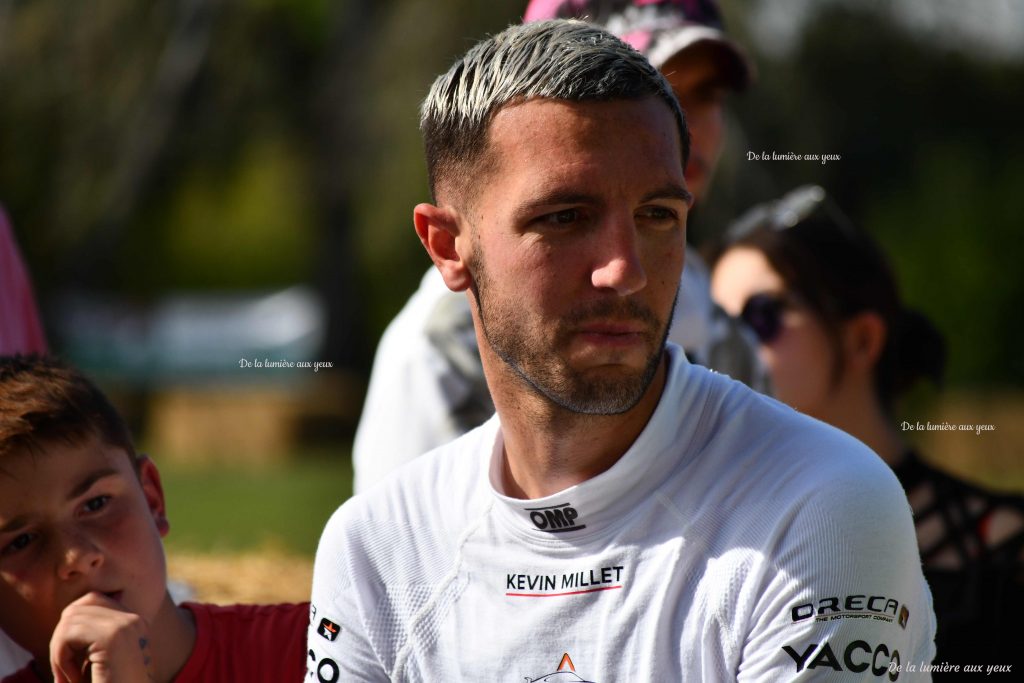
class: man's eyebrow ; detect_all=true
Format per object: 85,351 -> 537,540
513,190 -> 601,218
68,467 -> 120,500
641,184 -> 694,207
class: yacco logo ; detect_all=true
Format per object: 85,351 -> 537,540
790,595 -> 908,629
782,641 -> 900,680
526,503 -> 586,533
523,652 -> 597,682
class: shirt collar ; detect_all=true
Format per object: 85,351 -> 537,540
486,345 -> 704,540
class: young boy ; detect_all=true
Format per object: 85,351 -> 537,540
0,355 -> 309,682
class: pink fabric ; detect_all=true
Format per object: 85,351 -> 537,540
0,208 -> 47,355
523,0 -> 583,21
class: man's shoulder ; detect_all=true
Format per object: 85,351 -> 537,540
335,422 -> 493,542
691,369 -> 904,516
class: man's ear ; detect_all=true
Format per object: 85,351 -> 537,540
137,455 -> 170,538
842,311 -> 887,375
414,202 -> 473,292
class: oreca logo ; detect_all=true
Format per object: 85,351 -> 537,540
526,503 -> 586,533
791,594 -> 906,628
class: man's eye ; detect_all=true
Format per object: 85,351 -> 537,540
83,495 -> 111,513
541,209 -> 582,226
2,533 -> 36,556
637,206 -> 679,225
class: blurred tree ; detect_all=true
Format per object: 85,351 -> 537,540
0,0 -> 522,373
2,0 -> 1019,389
707,3 -> 1024,387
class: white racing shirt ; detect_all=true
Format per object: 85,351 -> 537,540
310,345 -> 935,681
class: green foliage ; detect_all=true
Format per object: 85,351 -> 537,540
157,137 -> 316,289
712,3 -> 1024,387
1,0 -> 1020,388
870,145 -> 1024,386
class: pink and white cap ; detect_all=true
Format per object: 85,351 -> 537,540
524,0 -> 754,89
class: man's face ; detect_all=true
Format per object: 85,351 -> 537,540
660,43 -> 729,203
460,97 -> 689,414
0,437 -> 169,658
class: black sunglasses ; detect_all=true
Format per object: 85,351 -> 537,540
739,292 -> 791,344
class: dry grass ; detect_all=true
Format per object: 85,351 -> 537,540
916,390 -> 1024,492
168,547 -> 313,605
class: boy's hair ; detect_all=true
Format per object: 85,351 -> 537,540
0,355 -> 137,461
421,19 -> 689,205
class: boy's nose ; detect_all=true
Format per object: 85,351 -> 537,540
56,531 -> 104,581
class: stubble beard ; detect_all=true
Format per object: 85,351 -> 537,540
468,249 -> 675,416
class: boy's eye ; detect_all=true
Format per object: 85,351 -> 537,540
2,532 -> 36,556
83,495 -> 111,513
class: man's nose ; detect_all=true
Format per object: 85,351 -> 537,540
56,530 -> 104,581
591,215 -> 647,296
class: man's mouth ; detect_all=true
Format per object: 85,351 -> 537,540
575,321 -> 649,349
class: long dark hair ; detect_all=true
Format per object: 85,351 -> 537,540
710,186 -> 946,412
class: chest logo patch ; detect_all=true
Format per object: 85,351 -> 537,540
317,617 -> 341,642
524,652 -> 597,682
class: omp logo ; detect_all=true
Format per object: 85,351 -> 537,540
791,594 -> 907,627
526,503 -> 585,533
783,641 -> 900,680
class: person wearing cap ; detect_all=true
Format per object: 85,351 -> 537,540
352,0 -> 764,495
309,19 -> 934,680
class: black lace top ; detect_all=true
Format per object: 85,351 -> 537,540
894,451 -> 1024,671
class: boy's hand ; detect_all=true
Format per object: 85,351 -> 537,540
49,592 -> 155,683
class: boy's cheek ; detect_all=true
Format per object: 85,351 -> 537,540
0,594 -> 57,661
1,575 -> 70,659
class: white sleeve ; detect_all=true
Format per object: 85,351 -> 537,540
352,277 -> 489,494
351,330 -> 465,494
306,506 -> 390,682
736,462 -> 936,681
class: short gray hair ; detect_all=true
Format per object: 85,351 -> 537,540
421,19 -> 689,203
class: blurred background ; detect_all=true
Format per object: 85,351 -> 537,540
1,0 -> 1022,601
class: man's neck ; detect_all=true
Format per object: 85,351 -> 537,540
492,356 -> 669,500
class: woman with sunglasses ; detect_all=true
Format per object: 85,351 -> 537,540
709,185 -> 1023,669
